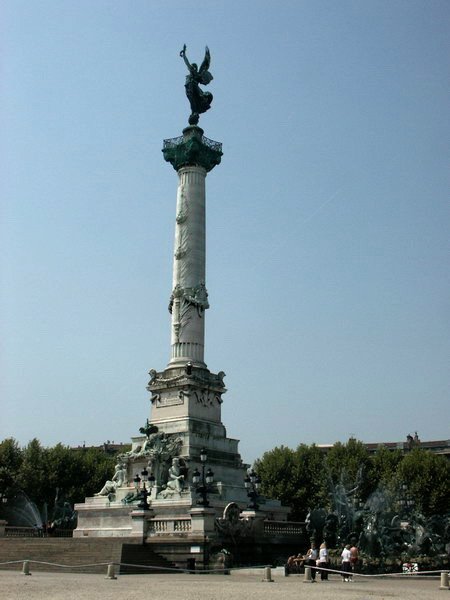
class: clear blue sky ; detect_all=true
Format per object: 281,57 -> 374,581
2,1 -> 449,463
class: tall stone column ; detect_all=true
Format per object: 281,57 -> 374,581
170,165 -> 208,366
164,125 -> 222,368
146,125 -> 227,434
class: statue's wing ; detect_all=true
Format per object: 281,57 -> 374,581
199,46 -> 211,73
199,46 -> 213,84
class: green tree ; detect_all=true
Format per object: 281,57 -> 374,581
38,444 -> 117,507
255,446 -> 298,516
0,438 -> 23,499
44,444 -> 85,505
255,439 -> 449,525
292,444 -> 328,518
15,440 -> 117,511
255,444 -> 328,520
0,437 -> 121,525
17,438 -> 49,508
325,438 -> 374,501
73,447 -> 116,502
395,449 -> 450,516
370,445 -> 403,490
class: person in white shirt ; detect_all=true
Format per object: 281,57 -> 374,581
305,542 -> 318,581
318,542 -> 328,580
341,544 -> 352,581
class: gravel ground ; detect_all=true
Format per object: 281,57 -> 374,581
0,570 -> 444,600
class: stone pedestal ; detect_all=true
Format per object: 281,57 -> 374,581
130,508 -> 154,540
189,507 -> 216,535
240,509 -> 266,537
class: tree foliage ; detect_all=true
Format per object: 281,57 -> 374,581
255,446 -> 298,512
0,438 -> 120,514
325,438 -> 375,501
0,438 -> 23,498
291,444 -> 328,519
395,448 -> 450,516
255,444 -> 329,520
370,445 -> 403,488
255,438 -> 450,521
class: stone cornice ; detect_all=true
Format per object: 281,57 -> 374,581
147,367 -> 227,394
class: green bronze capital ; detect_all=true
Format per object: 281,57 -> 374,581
163,126 -> 222,173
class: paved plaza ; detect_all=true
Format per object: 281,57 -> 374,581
0,569 -> 444,600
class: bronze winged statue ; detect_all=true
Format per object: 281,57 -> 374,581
180,44 -> 213,125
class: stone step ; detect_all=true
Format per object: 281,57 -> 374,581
0,538 -> 177,575
146,538 -> 207,570
120,544 -> 176,574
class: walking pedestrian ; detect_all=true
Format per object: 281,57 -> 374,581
341,544 -> 352,582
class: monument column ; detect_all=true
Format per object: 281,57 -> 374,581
147,47 -> 225,435
170,164 -> 207,366
164,125 -> 222,368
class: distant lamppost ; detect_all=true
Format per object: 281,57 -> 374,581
192,448 -> 214,507
133,467 -> 155,510
244,470 -> 261,510
398,483 -> 415,518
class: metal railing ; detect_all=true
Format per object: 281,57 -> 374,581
5,526 -> 73,538
263,520 -> 305,535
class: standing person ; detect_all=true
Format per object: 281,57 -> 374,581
350,542 -> 359,573
305,542 -> 318,581
318,542 -> 329,580
341,544 -> 352,582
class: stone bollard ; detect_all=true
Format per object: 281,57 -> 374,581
262,566 -> 273,582
303,566 -> 312,583
105,563 -> 117,580
22,560 -> 31,576
439,571 -> 449,590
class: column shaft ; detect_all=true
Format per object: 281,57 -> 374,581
169,166 -> 208,366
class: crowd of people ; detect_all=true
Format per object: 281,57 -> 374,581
286,541 -> 359,581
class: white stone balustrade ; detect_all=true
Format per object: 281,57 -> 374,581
148,518 -> 192,535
